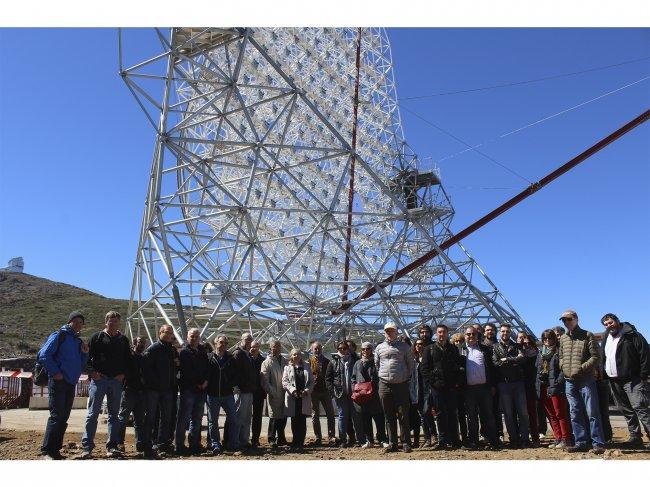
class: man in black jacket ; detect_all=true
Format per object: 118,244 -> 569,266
309,341 -> 337,445
492,323 -> 531,448
206,334 -> 239,454
174,328 -> 209,455
461,326 -> 499,449
232,332 -> 256,450
250,340 -> 266,448
81,310 -> 131,459
601,313 -> 650,448
142,324 -> 179,457
421,324 -> 464,450
117,336 -> 147,454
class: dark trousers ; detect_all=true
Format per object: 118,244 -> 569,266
268,417 -> 287,445
417,394 -> 436,441
610,377 -> 650,441
409,403 -> 421,444
597,379 -> 613,442
311,389 -> 336,440
360,409 -> 387,444
524,385 -> 540,442
143,389 -> 174,451
41,378 -> 75,455
492,389 -> 503,438
118,387 -> 146,450
251,390 -> 265,446
457,389 -> 468,443
291,398 -> 307,447
465,384 -> 497,445
434,387 -> 460,446
378,380 -> 411,447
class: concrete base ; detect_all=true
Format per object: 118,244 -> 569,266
29,396 -> 87,410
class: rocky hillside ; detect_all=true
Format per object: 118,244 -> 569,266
0,272 -> 129,358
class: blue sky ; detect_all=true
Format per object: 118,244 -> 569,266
0,28 -> 648,338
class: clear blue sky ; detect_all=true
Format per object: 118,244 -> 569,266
1,28 -> 648,339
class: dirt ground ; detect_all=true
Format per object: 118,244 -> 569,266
0,427 -> 648,461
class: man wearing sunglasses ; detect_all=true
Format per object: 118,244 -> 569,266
558,309 -> 606,454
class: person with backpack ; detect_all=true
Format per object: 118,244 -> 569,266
80,310 -> 131,459
39,311 -> 89,460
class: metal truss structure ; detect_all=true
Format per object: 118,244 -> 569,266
120,27 -> 534,348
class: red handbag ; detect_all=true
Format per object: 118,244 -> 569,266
351,381 -> 374,405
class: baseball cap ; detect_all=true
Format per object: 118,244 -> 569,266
384,322 -> 397,331
559,309 -> 578,320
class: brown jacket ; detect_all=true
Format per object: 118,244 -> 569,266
559,326 -> 600,381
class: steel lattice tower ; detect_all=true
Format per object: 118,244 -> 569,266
121,28 -> 533,347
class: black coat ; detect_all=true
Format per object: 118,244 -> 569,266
206,351 -> 237,397
325,353 -> 358,399
124,350 -> 145,391
492,339 -> 525,383
251,353 -> 265,394
420,341 -> 463,390
232,347 -> 257,393
142,340 -> 178,392
601,322 -> 650,381
178,344 -> 210,391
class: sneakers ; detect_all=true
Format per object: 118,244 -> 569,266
106,448 -> 123,459
41,451 -> 65,460
548,440 -> 560,449
79,450 -> 92,460
361,441 -> 371,449
383,444 -> 398,453
555,440 -> 567,449
381,442 -> 390,448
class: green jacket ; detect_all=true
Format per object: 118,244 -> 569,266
559,326 -> 600,381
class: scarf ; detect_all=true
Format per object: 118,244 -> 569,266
540,346 -> 556,375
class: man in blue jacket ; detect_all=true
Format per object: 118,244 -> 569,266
39,311 -> 89,459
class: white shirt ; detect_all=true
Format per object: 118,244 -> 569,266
466,344 -> 487,386
604,331 -> 621,378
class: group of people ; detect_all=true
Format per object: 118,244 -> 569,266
37,308 -> 649,460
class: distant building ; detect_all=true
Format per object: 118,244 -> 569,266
0,257 -> 24,273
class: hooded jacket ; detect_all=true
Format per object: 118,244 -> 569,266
601,322 -> 649,381
41,325 -> 89,386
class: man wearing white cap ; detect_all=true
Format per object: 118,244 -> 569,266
374,322 -> 414,453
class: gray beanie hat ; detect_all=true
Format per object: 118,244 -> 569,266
68,310 -> 85,323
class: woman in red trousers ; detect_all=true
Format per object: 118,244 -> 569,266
538,329 -> 574,449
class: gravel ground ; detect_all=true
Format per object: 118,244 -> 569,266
0,426 -> 648,460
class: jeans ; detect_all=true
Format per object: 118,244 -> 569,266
378,381 -> 411,447
434,387 -> 460,446
609,377 -> 650,440
143,389 -> 174,451
465,384 -> 497,445
311,389 -> 336,440
334,394 -> 363,443
498,381 -> 530,445
81,377 -> 123,452
41,377 -> 76,455
565,377 -> 605,448
540,386 -> 573,442
175,389 -> 206,451
234,392 -> 253,446
118,387 -> 146,450
207,394 -> 238,450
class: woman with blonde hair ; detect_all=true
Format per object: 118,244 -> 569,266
282,349 -> 314,451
